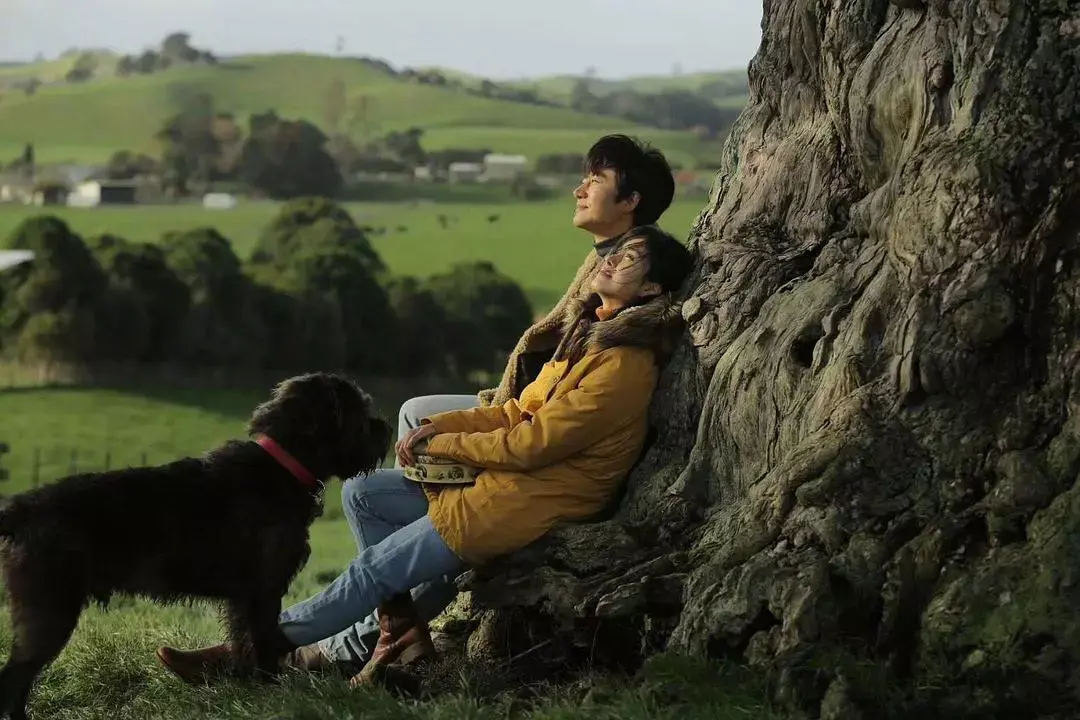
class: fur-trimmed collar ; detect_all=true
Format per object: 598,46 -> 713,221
558,293 -> 685,360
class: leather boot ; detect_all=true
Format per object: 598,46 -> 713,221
349,593 -> 435,688
156,643 -> 235,684
157,638 -> 330,685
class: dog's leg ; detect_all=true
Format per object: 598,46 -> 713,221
247,596 -> 286,680
0,601 -> 82,720
223,600 -> 255,679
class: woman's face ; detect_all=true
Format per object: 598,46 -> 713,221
591,238 -> 660,305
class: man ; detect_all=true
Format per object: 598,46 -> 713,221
158,133 -> 677,683
401,133 -> 678,428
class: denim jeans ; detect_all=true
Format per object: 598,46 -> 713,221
282,394 -> 478,663
277,469 -> 465,648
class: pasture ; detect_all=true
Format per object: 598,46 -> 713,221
0,387 -> 779,719
0,198 -> 707,312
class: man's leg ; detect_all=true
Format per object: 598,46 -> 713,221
313,392 -> 479,665
394,394 -> 477,468
316,470 -> 459,665
278,514 -> 465,649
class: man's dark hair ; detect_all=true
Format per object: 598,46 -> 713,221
585,134 -> 675,225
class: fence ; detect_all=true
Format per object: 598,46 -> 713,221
0,359 -> 490,493
0,444 -> 165,492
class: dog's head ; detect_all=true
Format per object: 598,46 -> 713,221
247,372 -> 393,482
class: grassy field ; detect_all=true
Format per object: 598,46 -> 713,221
0,198 -> 707,312
0,53 -> 727,168
0,385 -> 782,719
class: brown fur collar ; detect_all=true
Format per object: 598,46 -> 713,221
558,292 -> 685,360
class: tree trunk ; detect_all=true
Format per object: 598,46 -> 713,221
453,1 -> 1080,717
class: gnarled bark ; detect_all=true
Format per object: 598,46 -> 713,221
452,2 -> 1080,717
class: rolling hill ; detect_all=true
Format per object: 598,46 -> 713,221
424,67 -> 751,109
0,53 -> 732,168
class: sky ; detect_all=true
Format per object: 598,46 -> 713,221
0,0 -> 763,79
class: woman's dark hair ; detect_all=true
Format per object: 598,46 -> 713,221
618,225 -> 694,296
585,135 -> 675,226
554,226 -> 694,364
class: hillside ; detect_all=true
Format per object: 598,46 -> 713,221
0,53 -> 728,167
428,67 -> 751,109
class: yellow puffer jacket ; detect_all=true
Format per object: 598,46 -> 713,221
421,293 -> 683,565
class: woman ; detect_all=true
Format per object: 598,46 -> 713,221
157,225 -> 694,687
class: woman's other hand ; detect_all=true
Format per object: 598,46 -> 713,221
395,424 -> 438,466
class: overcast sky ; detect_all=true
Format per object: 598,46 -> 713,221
1,0 -> 763,78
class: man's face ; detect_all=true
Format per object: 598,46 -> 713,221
572,168 -> 637,235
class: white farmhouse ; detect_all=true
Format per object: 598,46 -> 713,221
481,154 -> 528,182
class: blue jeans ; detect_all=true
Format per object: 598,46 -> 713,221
282,394 -> 477,663
278,469 -> 465,648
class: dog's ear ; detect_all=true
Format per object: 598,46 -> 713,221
324,375 -> 390,479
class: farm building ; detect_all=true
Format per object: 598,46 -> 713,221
68,179 -> 138,206
202,192 -> 238,210
482,154 -> 528,182
448,162 -> 484,184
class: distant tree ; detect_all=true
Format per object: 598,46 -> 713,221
105,150 -> 159,180
115,55 -> 137,77
386,276 -> 448,376
156,90 -> 221,195
425,262 -> 533,375
135,50 -> 158,74
87,234 -> 191,363
64,52 -> 98,83
248,197 -> 393,372
159,228 -> 267,368
383,127 -> 426,167
251,196 -> 383,274
238,111 -> 342,199
161,32 -> 201,63
569,79 -> 598,113
0,216 -> 107,364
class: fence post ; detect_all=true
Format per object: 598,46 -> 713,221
32,447 -> 40,488
103,451 -> 111,472
141,452 -> 148,467
69,449 -> 77,475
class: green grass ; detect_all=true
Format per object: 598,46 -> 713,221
0,198 -> 707,312
0,53 -> 725,167
0,385 -> 783,719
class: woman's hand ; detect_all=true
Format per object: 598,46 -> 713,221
395,424 -> 438,467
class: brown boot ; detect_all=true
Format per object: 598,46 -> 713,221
155,643 -> 234,685
157,641 -> 329,684
349,594 -> 435,689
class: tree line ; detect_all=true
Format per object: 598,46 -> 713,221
0,198 -> 534,379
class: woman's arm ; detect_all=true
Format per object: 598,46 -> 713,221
425,349 -> 657,471
422,402 -> 513,435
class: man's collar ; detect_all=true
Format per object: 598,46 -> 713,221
593,231 -> 628,258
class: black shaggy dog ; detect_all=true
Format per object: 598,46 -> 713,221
0,372 -> 392,720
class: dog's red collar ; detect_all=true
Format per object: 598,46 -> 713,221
253,434 -> 320,490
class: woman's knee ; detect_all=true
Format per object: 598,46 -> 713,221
398,396 -> 426,432
340,469 -> 417,519
341,475 -> 371,517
